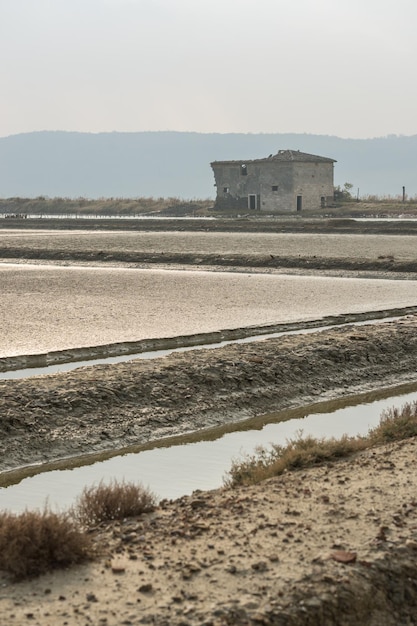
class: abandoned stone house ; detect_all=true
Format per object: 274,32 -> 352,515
211,150 -> 336,212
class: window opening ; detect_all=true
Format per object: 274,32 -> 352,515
272,185 -> 278,192
223,187 -> 229,193
240,164 -> 247,176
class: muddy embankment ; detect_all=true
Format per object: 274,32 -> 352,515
1,216 -> 417,275
2,307 -> 416,374
1,315 -> 417,475
2,246 -> 417,275
2,216 -> 417,235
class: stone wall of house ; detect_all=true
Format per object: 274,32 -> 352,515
212,160 -> 334,212
292,161 -> 334,211
258,162 -> 294,212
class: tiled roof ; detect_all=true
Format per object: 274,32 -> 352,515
211,150 -> 336,165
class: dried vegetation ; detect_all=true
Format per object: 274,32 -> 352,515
0,509 -> 92,580
0,480 -> 156,580
224,401 -> 417,487
72,479 -> 156,527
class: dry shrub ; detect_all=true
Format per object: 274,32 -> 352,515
73,480 -> 156,527
0,509 -> 92,580
225,401 -> 417,488
368,401 -> 417,443
277,433 -> 364,469
224,433 -> 364,488
224,444 -> 283,488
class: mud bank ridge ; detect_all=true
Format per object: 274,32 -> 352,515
2,247 -> 417,276
1,315 -> 417,474
2,307 -> 417,374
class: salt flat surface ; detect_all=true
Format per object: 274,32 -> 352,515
1,230 -> 416,260
1,263 -> 417,357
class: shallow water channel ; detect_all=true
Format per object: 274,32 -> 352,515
1,382 -> 416,514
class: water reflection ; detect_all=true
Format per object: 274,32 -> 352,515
1,384 -> 416,513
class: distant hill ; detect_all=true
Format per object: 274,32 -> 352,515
0,131 -> 415,199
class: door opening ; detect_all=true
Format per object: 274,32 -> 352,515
248,194 -> 257,210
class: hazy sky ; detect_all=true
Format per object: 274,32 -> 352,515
2,0 -> 417,139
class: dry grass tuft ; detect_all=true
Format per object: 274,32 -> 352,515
224,433 -> 365,488
225,401 -> 417,488
73,479 -> 156,527
368,400 -> 417,443
0,509 -> 92,580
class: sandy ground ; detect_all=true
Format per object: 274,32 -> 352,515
1,437 -> 417,626
1,226 -> 417,624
